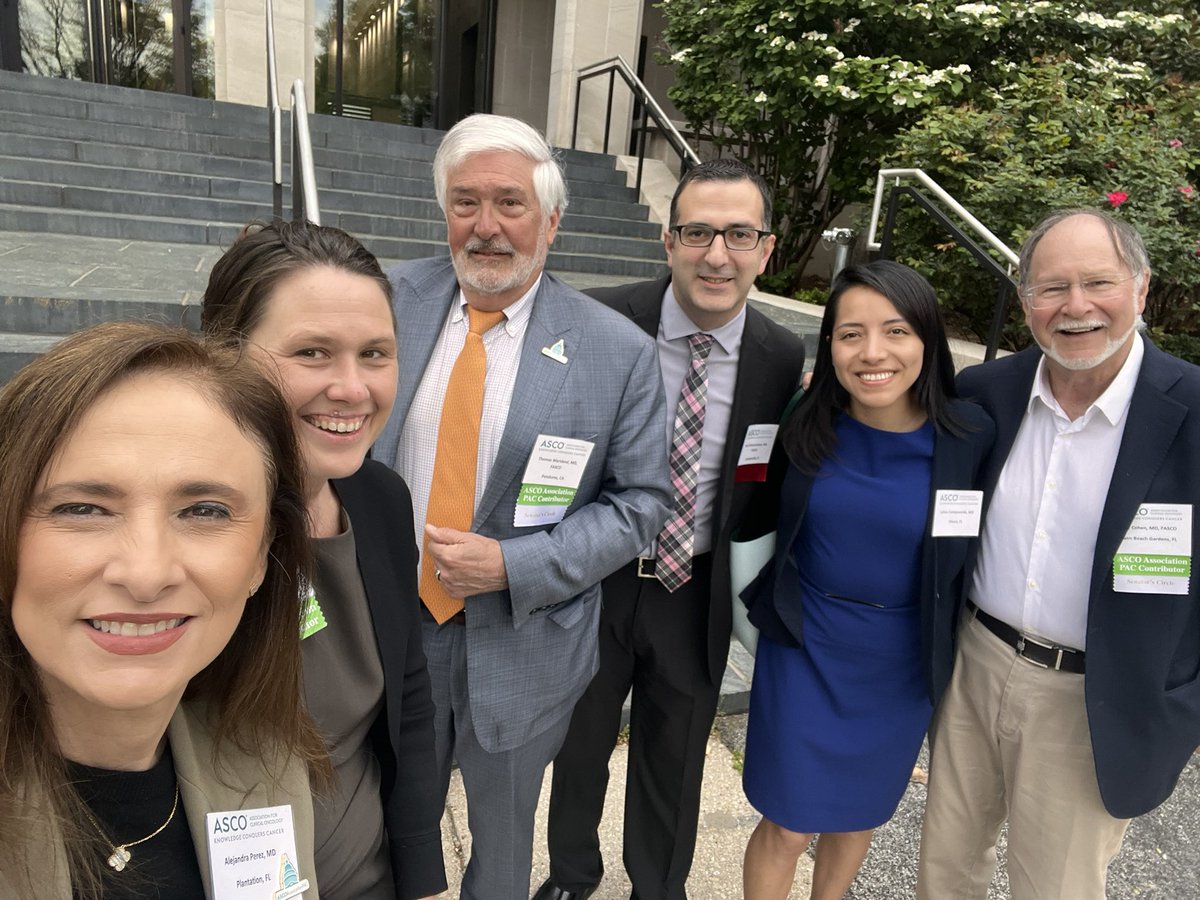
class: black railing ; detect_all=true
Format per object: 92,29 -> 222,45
572,56 -> 699,195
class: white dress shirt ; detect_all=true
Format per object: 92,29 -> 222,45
970,336 -> 1144,650
396,278 -> 540,552
656,284 -> 745,556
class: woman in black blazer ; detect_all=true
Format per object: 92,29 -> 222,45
739,261 -> 994,899
202,220 -> 446,900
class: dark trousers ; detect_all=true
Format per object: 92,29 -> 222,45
546,553 -> 722,899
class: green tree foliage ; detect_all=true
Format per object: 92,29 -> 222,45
659,0 -> 1199,314
888,59 -> 1200,350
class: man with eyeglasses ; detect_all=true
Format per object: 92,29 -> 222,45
917,209 -> 1200,899
533,158 -> 805,900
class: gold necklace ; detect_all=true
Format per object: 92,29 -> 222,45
80,784 -> 180,872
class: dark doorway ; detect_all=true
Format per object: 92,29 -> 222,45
434,0 -> 493,127
315,0 -> 494,128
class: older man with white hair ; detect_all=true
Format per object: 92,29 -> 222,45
918,209 -> 1200,899
373,114 -> 670,900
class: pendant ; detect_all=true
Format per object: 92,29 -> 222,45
107,846 -> 132,871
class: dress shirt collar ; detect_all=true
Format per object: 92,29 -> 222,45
451,274 -> 541,337
660,282 -> 746,354
1028,332 -> 1144,427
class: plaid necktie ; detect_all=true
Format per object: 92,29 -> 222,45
420,305 -> 506,623
655,332 -> 715,592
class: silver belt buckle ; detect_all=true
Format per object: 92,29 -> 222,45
635,557 -> 658,579
1016,633 -> 1061,670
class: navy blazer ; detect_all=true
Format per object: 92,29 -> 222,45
958,336 -> 1200,819
588,275 -> 806,683
743,399 -> 995,705
331,460 -> 446,898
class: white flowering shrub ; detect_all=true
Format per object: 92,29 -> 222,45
660,0 -> 1198,298
887,58 -> 1200,353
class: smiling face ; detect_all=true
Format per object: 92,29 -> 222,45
445,149 -> 560,310
11,373 -> 270,734
247,265 -> 398,493
1023,214 -> 1147,385
830,285 -> 926,431
665,178 -> 775,331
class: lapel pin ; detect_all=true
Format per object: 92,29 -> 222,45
541,339 -> 568,364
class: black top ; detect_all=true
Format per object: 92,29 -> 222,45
68,747 -> 205,900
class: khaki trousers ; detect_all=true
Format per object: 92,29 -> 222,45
917,614 -> 1130,900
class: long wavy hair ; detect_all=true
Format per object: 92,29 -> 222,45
0,322 -> 331,894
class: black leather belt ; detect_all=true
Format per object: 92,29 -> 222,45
632,551 -> 712,580
967,600 -> 1085,674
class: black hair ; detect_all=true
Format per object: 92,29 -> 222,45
781,260 -> 965,472
669,158 -> 773,230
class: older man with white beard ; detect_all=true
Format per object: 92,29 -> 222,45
917,209 -> 1200,899
373,114 -> 670,900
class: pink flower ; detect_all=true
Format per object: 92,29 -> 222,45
1104,161 -> 1117,169
1107,191 -> 1129,208
1180,185 -> 1195,196
1169,139 -> 1184,148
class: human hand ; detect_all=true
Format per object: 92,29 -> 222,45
425,525 -> 508,597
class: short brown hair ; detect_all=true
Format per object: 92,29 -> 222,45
0,322 -> 329,891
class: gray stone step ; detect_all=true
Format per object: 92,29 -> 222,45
0,69 -> 639,173
0,332 -> 64,383
0,71 -> 664,304
1,110 -> 268,158
0,122 -> 637,208
0,180 -> 661,264
0,230 -> 666,339
0,204 -> 667,279
1,149 -> 647,230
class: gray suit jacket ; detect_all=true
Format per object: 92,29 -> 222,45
376,257 -> 672,753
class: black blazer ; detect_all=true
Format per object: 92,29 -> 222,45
331,460 -> 446,898
743,399 -> 995,705
958,336 -> 1200,819
588,276 -> 806,683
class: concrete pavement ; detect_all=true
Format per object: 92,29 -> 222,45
439,713 -> 1197,899
439,730 -> 814,898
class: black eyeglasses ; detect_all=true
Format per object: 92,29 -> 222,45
670,224 -> 772,252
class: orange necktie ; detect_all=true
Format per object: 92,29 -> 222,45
420,306 -> 506,623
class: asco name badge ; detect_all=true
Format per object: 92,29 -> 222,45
735,424 -> 779,483
1113,503 -> 1192,595
514,434 -> 595,527
207,804 -> 310,899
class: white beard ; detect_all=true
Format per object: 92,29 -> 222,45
1038,315 -> 1144,371
453,235 -> 547,297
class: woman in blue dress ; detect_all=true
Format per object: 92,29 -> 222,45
740,260 -> 994,899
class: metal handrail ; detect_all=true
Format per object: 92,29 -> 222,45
867,168 -> 1017,268
265,0 -> 320,223
869,169 -> 1017,361
265,0 -> 282,218
290,80 -> 321,225
572,55 -> 699,194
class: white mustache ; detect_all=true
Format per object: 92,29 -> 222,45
465,237 -> 515,254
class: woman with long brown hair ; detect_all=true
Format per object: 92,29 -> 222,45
0,322 -> 330,898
